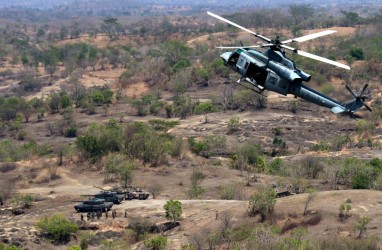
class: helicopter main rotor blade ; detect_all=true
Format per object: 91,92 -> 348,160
363,103 -> 372,112
360,84 -> 369,97
207,11 -> 272,43
346,85 -> 358,99
217,45 -> 261,49
281,45 -> 351,70
282,30 -> 337,44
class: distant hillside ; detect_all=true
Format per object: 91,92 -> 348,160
1,0 -> 381,10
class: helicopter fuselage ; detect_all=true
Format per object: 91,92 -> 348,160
221,48 -> 363,113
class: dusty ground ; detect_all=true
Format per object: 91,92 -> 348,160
2,161 -> 382,249
0,24 -> 381,249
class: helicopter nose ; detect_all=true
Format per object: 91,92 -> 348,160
220,52 -> 233,62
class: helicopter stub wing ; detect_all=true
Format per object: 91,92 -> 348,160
282,30 -> 337,44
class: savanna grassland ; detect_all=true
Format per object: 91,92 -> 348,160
0,2 -> 382,249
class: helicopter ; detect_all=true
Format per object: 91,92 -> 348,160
207,11 -> 372,118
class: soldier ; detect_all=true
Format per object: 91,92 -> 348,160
81,213 -> 84,221
105,211 -> 108,219
87,212 -> 91,221
215,210 -> 218,220
112,210 -> 115,219
91,212 -> 95,220
124,209 -> 127,218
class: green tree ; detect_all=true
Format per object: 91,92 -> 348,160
36,214 -> 78,244
196,101 -> 214,123
341,11 -> 362,27
76,120 -> 123,160
101,17 -> 122,38
119,161 -> 135,188
248,189 -> 276,221
164,200 -> 182,223
47,93 -> 61,113
289,4 -> 314,26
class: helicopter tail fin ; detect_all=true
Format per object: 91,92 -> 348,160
331,106 -> 346,114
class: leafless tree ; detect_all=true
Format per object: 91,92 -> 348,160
0,180 -> 14,206
147,182 -> 163,199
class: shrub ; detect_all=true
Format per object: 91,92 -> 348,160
67,246 -> 81,250
36,214 -> 78,244
64,127 -> 77,138
148,119 -> 179,132
144,235 -> 167,250
12,194 -> 35,209
219,184 -> 242,200
349,47 -> 365,60
227,117 -> 240,133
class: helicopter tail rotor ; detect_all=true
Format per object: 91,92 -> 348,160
345,84 -> 372,112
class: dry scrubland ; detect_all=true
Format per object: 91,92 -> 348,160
0,4 -> 382,250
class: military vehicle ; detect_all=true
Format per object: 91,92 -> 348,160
93,186 -> 124,204
125,186 -> 150,200
74,198 -> 113,212
94,191 -> 124,204
109,186 -> 150,200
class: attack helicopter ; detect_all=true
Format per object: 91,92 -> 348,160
207,12 -> 372,118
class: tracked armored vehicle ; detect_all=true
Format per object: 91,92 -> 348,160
94,191 -> 124,204
126,186 -> 150,200
110,186 -> 150,200
74,198 -> 113,212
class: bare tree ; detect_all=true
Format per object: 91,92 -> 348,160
147,182 -> 163,199
303,188 -> 316,215
190,232 -> 205,250
0,180 -> 14,206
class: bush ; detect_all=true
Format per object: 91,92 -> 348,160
349,47 -> 365,60
64,127 -> 77,138
144,235 -> 167,250
148,119 -> 179,132
12,194 -> 35,209
36,214 -> 78,244
67,246 -> 81,250
219,184 -> 242,200
267,157 -> 284,175
227,117 -> 240,133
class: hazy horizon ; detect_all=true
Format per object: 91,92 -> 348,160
0,0 -> 381,9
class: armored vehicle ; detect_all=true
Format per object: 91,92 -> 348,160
110,186 -> 150,200
74,198 -> 113,212
126,186 -> 150,200
94,191 -> 124,204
